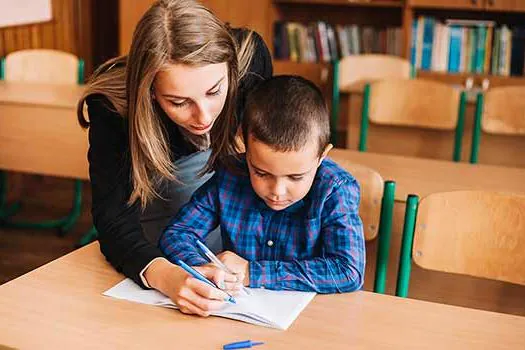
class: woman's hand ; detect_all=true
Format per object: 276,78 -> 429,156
217,251 -> 250,287
144,258 -> 232,317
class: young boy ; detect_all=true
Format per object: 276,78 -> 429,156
159,75 -> 365,294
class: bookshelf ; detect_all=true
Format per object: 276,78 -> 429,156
271,0 -> 525,88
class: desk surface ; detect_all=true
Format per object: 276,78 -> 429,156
0,81 -> 85,108
0,243 -> 524,349
331,148 -> 525,201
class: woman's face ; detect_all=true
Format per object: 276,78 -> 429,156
153,62 -> 229,135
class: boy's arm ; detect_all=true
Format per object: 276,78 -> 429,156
249,179 -> 365,293
158,175 -> 221,266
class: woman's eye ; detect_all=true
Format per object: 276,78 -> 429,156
208,87 -> 221,96
170,100 -> 189,108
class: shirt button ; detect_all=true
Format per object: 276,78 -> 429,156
267,240 -> 274,247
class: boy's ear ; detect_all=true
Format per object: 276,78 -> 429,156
318,143 -> 333,166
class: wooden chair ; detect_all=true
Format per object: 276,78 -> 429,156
396,191 -> 525,297
0,49 -> 84,235
334,157 -> 396,293
360,79 -> 467,162
331,54 -> 412,144
470,87 -> 525,163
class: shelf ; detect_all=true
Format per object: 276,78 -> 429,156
417,70 -> 525,87
273,0 -> 404,8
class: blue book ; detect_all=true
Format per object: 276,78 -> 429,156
421,17 -> 435,70
448,26 -> 462,73
410,20 -> 418,67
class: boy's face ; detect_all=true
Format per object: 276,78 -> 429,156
246,134 -> 331,211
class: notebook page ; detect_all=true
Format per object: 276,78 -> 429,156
103,278 -> 315,330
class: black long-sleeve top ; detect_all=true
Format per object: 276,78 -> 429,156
86,30 -> 272,287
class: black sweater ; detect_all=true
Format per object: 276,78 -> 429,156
86,31 -> 273,287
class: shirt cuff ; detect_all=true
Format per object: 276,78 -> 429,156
139,257 -> 166,289
249,260 -> 281,289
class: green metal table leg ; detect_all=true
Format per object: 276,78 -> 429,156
0,171 -> 22,220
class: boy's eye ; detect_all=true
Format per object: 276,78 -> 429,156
254,171 -> 267,178
289,175 -> 304,182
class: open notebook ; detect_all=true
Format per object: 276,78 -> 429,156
103,278 -> 316,330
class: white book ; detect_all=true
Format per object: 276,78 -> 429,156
103,278 -> 316,330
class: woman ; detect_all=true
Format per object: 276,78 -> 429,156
77,0 -> 272,316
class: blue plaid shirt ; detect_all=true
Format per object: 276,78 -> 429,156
159,156 -> 365,294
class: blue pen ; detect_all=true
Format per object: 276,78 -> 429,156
196,239 -> 251,295
223,340 -> 264,350
176,259 -> 236,304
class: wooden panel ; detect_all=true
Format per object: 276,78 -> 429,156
483,86 -> 525,135
409,0 -> 484,10
118,0 -> 155,54
339,54 -> 411,91
414,191 -> 525,286
274,0 -> 403,7
0,82 -> 88,179
369,79 -> 460,129
485,0 -> 525,12
335,161 -> 384,240
0,0 -> 93,76
1,242 -> 525,349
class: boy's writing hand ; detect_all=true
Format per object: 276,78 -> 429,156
216,251 -> 250,287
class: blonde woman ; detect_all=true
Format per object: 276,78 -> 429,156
77,0 -> 272,316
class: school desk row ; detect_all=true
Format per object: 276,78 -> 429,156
1,81 -> 525,199
0,242 -> 523,349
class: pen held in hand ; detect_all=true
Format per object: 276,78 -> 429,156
176,259 -> 236,304
196,240 -> 251,295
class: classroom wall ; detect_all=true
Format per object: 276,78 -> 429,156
119,0 -> 272,55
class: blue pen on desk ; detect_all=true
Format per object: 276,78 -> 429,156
196,240 -> 251,295
223,340 -> 264,350
175,259 -> 236,304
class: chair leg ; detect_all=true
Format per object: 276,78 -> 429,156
373,181 -> 396,294
76,225 -> 98,248
0,171 -> 22,220
395,194 -> 419,298
3,179 -> 83,236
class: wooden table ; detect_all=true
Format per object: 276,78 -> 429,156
0,81 -> 88,179
331,148 -> 525,201
0,243 -> 524,349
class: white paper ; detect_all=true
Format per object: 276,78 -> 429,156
103,278 -> 315,330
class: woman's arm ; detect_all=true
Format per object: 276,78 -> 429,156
87,95 -> 163,287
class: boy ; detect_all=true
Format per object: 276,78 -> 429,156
159,75 -> 365,294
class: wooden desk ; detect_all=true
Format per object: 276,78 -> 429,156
0,243 -> 524,349
331,148 -> 525,201
0,81 -> 88,180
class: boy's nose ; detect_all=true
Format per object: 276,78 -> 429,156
270,180 -> 287,197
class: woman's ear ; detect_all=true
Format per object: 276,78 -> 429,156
318,143 -> 333,166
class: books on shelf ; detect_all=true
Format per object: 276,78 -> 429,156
274,21 -> 403,63
411,16 -> 525,76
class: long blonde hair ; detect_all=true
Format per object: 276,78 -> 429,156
77,0 -> 255,207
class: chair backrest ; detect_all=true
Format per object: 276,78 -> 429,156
482,86 -> 525,135
340,162 -> 385,241
368,79 -> 461,129
338,54 -> 411,92
396,191 -> 525,297
4,49 -> 82,84
360,79 -> 467,161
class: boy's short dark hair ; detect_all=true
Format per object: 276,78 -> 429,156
242,75 -> 330,156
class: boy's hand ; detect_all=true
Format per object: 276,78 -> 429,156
217,251 -> 250,287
